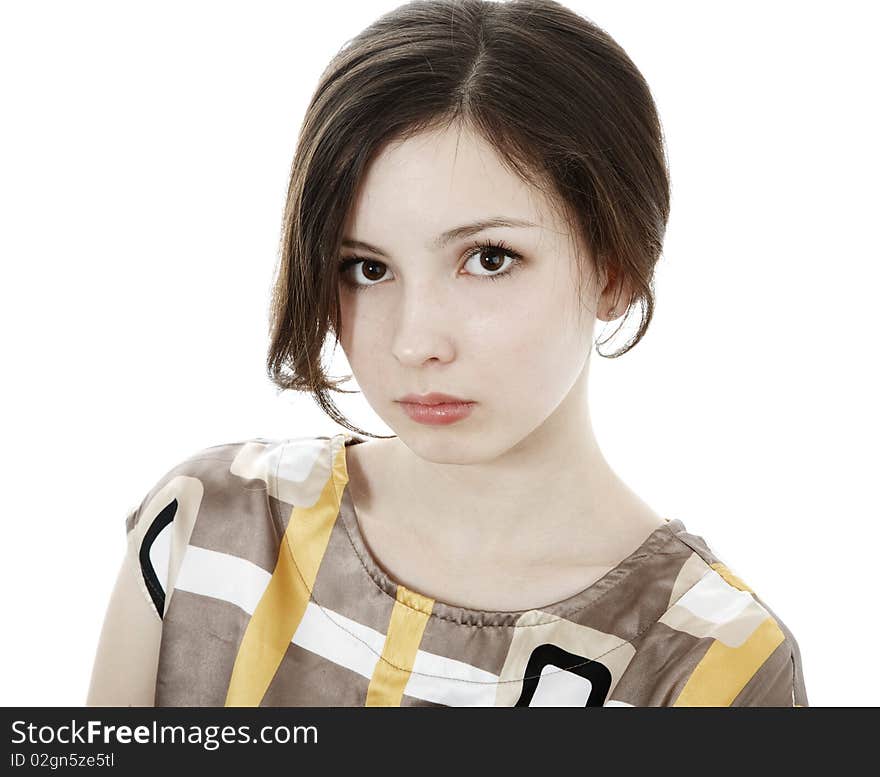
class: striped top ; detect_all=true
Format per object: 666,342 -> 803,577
124,433 -> 808,707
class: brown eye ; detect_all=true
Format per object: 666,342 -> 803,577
337,258 -> 394,291
337,238 -> 524,293
361,259 -> 386,281
475,247 -> 505,272
462,240 -> 523,280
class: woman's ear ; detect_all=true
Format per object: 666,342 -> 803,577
597,265 -> 633,321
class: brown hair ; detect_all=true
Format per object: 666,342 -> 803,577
266,0 -> 671,438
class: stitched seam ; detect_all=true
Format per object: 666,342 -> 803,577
269,438 -> 699,685
342,430 -> 684,621
294,512 -> 713,685
339,498 -> 687,626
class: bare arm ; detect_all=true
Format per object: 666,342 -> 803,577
86,547 -> 162,707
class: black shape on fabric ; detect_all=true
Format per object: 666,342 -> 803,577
138,498 -> 178,619
515,643 -> 612,707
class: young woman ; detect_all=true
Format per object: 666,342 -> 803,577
88,0 -> 808,707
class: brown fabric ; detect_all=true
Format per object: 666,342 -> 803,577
121,434 -> 808,707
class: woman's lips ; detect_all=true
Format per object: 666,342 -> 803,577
398,392 -> 472,404
397,400 -> 476,426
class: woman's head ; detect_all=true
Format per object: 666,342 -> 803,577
267,0 -> 670,442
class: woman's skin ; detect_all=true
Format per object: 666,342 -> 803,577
87,120 -> 665,704
86,549 -> 161,706
338,121 -> 665,613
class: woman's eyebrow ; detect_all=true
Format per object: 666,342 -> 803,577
341,217 -> 540,257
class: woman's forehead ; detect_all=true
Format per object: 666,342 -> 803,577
346,127 -> 566,242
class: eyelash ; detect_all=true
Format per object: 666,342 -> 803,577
337,238 -> 525,293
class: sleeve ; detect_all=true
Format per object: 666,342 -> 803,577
123,451 -> 209,620
89,444 -> 246,706
668,532 -> 809,708
731,633 -> 809,707
87,489 -> 188,707
727,580 -> 809,708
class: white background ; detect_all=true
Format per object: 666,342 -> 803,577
1,0 -> 877,707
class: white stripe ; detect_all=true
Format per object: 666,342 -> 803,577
293,602 -> 384,679
405,648 -> 500,706
172,546 -> 381,677
174,545 -> 271,614
296,603 -> 503,706
675,568 -> 754,624
172,546 -> 505,705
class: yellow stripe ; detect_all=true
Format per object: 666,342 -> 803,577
225,442 -> 347,706
365,585 -> 434,706
711,562 -> 754,593
673,616 -> 786,706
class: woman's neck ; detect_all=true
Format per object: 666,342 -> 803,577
344,413 -> 663,572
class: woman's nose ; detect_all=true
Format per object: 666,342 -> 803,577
390,287 -> 457,366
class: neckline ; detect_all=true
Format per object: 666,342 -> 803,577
332,433 -> 683,628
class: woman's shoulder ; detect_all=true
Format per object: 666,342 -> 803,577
124,436 -> 279,533
126,433 -> 351,524
123,433 -> 348,619
647,518 -> 809,706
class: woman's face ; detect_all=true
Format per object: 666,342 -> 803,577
336,123 -> 601,463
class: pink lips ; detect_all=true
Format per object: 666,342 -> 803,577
396,392 -> 476,426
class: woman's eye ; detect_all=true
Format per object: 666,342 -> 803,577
337,240 -> 523,292
461,244 -> 522,279
337,258 -> 394,290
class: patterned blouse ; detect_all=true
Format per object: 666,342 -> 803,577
122,433 -> 808,707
